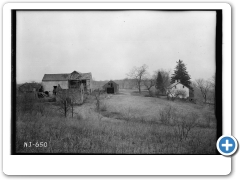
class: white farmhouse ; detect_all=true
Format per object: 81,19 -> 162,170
167,80 -> 189,98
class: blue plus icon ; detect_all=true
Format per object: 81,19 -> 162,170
217,135 -> 238,156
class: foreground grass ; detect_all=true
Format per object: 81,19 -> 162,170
16,89 -> 217,154
16,109 -> 217,154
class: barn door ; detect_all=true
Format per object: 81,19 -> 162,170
107,88 -> 114,94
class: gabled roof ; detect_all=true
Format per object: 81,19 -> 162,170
167,82 -> 190,89
167,82 -> 180,89
81,73 -> 92,79
42,71 -> 92,81
103,80 -> 119,87
42,74 -> 69,81
69,71 -> 92,80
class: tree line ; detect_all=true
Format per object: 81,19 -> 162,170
127,60 -> 215,104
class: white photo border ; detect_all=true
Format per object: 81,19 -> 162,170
3,3 -> 231,175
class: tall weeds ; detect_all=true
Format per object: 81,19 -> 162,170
16,95 -> 217,154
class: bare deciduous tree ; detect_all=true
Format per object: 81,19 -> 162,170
92,89 -> 103,112
68,93 -> 82,118
174,112 -> 198,141
195,79 -> 211,103
127,64 -> 148,94
209,75 -> 215,88
121,78 -> 128,89
57,91 -> 71,118
143,77 -> 155,96
208,75 -> 215,104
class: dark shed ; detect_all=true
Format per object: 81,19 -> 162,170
103,80 -> 119,94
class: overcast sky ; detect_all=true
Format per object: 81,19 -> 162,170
17,11 -> 216,83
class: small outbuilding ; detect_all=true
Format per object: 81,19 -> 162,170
18,82 -> 42,93
103,80 -> 119,94
18,82 -> 42,99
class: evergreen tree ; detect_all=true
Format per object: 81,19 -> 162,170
155,71 -> 164,93
171,60 -> 192,89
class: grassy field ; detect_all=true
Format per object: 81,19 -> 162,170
16,89 -> 217,154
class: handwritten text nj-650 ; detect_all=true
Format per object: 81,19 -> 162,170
24,142 -> 47,148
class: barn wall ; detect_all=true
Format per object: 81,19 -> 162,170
42,81 -> 68,92
167,83 -> 190,98
168,83 -> 189,98
89,79 -> 93,91
86,79 -> 92,92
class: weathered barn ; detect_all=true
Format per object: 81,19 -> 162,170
103,80 -> 119,94
42,71 -> 92,94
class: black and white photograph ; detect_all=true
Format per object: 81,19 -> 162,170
12,9 -> 221,155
